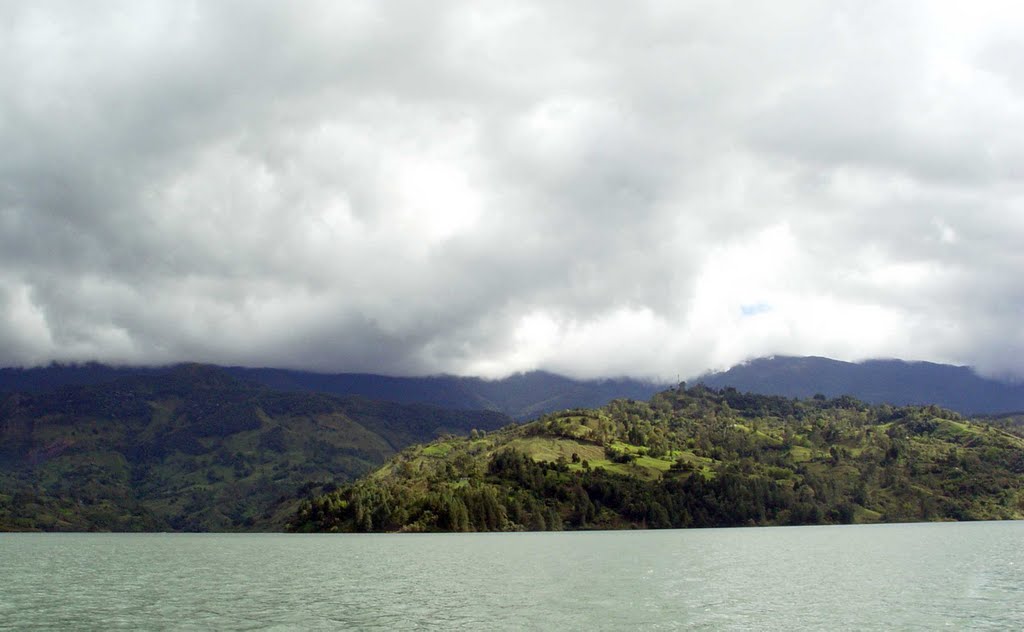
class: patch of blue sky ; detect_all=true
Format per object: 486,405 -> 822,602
740,303 -> 772,317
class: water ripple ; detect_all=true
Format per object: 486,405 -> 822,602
1,523 -> 1023,630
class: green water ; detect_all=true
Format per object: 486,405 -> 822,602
2,522 -> 1022,630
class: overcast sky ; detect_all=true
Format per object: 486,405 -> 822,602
2,1 -> 1023,380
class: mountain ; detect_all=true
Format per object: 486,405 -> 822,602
290,385 -> 1024,532
0,363 -> 165,392
227,367 -> 663,420
0,365 -> 510,532
6,356 -> 1024,420
694,356 -> 1024,415
0,364 -> 664,420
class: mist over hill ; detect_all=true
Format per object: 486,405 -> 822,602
5,356 -> 1024,422
695,357 -> 1024,416
0,364 -> 664,421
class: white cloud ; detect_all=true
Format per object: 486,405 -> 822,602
2,1 -> 1024,379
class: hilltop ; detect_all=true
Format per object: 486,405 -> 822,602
291,385 -> 1024,532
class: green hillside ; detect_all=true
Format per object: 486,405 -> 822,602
0,365 -> 510,531
291,385 -> 1024,532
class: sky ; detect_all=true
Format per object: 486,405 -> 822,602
2,1 -> 1023,381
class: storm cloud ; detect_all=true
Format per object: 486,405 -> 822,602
2,1 -> 1023,380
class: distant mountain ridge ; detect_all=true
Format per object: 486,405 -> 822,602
0,364 -> 664,421
4,355 -> 1024,420
696,356 -> 1024,415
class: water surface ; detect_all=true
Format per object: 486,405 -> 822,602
2,521 -> 1022,630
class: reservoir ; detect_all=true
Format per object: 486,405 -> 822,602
2,521 -> 1022,630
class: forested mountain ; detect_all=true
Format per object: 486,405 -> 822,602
696,356 -> 1024,415
7,359 -> 1022,534
0,364 -> 663,421
225,368 -> 662,420
0,365 -> 510,531
291,385 -> 1024,533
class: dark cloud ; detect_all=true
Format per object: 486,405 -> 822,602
2,1 -> 1023,380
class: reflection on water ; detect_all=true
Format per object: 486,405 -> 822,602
1,522 -> 1022,630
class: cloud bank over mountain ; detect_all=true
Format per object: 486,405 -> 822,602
2,1 -> 1023,380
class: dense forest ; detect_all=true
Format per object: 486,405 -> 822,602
6,365 -> 1024,533
292,385 -> 1024,532
0,365 -> 510,531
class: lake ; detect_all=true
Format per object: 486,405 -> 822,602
2,521 -> 1022,630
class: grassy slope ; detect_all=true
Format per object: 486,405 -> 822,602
292,386 -> 1024,532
